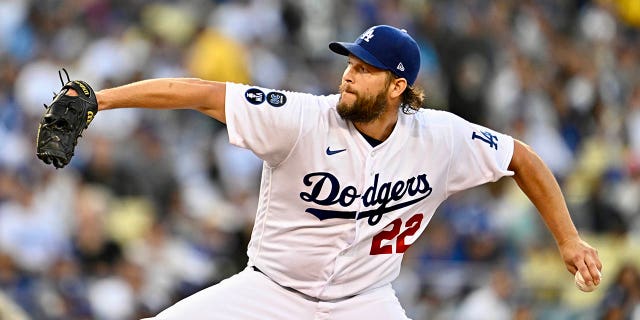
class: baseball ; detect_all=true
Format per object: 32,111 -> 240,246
574,271 -> 600,292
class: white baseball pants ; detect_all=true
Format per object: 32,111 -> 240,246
145,266 -> 410,320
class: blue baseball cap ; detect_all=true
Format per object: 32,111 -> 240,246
330,25 -> 421,85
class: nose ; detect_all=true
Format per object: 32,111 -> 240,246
342,65 -> 354,84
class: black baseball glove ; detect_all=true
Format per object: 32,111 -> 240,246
36,69 -> 98,168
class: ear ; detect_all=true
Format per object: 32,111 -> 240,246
388,78 -> 407,99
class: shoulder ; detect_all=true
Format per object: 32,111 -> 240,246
409,108 -> 462,128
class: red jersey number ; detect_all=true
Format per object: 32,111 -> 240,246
370,213 -> 424,255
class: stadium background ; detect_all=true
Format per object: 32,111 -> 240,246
1,0 -> 640,319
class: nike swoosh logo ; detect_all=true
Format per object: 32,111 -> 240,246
326,147 -> 347,155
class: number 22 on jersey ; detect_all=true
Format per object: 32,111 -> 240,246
370,213 -> 424,255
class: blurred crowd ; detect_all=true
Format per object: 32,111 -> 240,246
1,0 -> 640,319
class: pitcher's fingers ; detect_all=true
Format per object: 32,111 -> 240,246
594,252 -> 603,271
575,260 -> 594,286
586,256 -> 602,285
585,247 -> 603,285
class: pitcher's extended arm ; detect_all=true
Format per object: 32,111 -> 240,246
509,139 -> 602,287
97,78 -> 227,123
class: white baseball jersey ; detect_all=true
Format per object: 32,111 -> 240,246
225,82 -> 514,301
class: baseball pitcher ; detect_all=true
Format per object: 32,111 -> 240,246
37,25 -> 602,319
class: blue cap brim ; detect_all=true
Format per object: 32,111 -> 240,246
329,42 -> 388,71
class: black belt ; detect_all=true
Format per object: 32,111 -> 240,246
250,266 -> 355,303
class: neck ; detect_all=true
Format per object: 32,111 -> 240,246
353,106 -> 399,141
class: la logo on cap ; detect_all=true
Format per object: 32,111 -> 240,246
360,28 -> 375,42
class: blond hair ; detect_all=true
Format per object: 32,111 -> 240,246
386,71 -> 425,113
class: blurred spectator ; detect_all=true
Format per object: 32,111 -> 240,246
72,184 -> 123,276
0,174 -> 70,273
125,221 -> 214,313
455,266 -> 518,320
41,257 -> 93,319
186,28 -> 251,84
79,136 -> 147,201
598,262 -> 640,320
87,272 -> 136,320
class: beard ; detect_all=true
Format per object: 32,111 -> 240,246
337,83 -> 389,123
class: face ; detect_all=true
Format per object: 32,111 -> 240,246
337,55 -> 392,123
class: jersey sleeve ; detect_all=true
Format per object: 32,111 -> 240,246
446,114 -> 514,196
224,82 -> 333,166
